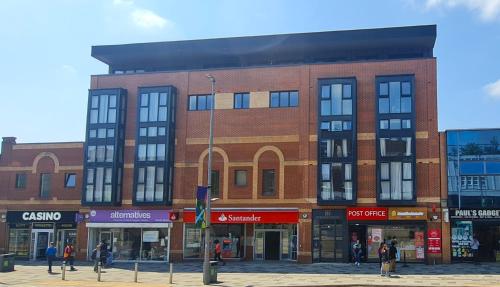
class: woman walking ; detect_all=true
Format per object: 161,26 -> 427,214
380,243 -> 390,277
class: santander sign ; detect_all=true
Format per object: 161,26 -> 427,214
183,210 -> 298,224
217,213 -> 262,223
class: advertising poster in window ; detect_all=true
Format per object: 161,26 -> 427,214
451,221 -> 473,258
143,231 -> 159,242
371,228 -> 382,243
415,231 -> 425,259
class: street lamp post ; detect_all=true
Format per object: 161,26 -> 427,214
203,74 -> 216,285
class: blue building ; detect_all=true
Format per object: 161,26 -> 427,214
445,129 -> 500,262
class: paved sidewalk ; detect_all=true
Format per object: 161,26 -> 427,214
1,261 -> 499,287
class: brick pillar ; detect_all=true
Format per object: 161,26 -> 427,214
170,221 -> 184,262
298,220 -> 312,263
76,222 -> 88,260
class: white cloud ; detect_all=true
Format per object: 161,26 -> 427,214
484,79 -> 500,99
113,0 -> 134,6
131,9 -> 171,29
425,0 -> 500,21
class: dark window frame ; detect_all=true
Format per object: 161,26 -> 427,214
376,75 -> 416,205
211,170 -> 220,198
82,88 -> 127,206
64,173 -> 77,188
233,92 -> 250,109
234,170 -> 248,187
269,90 -> 299,108
262,169 -> 276,196
188,94 -> 213,111
317,78 -> 357,205
133,86 -> 176,206
40,173 -> 51,199
15,173 -> 27,189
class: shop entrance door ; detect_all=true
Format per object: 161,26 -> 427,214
31,229 -> 54,260
319,225 -> 335,261
264,231 -> 280,260
475,224 -> 500,262
348,225 -> 367,262
319,219 -> 344,262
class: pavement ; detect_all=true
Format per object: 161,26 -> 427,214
0,261 -> 499,287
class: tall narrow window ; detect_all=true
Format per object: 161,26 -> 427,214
15,173 -> 27,189
211,170 -> 220,198
134,86 -> 176,204
83,88 -> 126,205
318,78 -> 356,203
40,173 -> 51,198
262,169 -> 276,195
377,76 -> 415,203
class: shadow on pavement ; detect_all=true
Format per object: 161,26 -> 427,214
13,260 -> 500,276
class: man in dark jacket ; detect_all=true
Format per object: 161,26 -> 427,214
389,241 -> 398,272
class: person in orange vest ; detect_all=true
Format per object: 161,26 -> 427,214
214,239 -> 225,266
63,242 -> 77,271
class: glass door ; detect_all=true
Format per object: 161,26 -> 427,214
320,225 -> 335,261
31,229 -> 54,260
254,230 -> 264,260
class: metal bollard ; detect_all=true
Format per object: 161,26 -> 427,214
134,262 -> 138,283
61,262 -> 66,280
97,262 -> 102,282
169,263 -> 173,284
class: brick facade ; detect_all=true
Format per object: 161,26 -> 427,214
0,26 -> 447,264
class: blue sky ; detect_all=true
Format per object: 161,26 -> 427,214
1,0 -> 499,143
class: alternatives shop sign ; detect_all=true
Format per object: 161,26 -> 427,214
450,209 -> 500,220
89,210 -> 172,223
347,207 -> 428,221
184,209 -> 299,224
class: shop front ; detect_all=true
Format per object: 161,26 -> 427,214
346,207 -> 429,263
183,208 -> 298,261
86,209 -> 173,262
6,211 -> 78,260
449,208 -> 500,262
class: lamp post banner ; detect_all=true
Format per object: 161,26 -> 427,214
196,186 -> 207,228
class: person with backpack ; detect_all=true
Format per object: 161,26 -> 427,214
46,242 -> 57,274
63,243 -> 77,271
213,239 -> 225,266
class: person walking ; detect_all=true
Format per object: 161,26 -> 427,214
389,241 -> 398,273
380,243 -> 390,277
100,240 -> 109,267
63,243 -> 77,271
46,242 -> 57,274
352,240 -> 362,266
377,242 -> 385,268
91,244 -> 101,272
214,239 -> 225,266
471,236 -> 480,265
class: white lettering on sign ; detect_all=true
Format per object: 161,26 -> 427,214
110,211 -> 152,219
22,212 -> 62,221
348,210 -> 386,218
217,213 -> 262,223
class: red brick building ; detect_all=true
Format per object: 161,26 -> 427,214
0,25 -> 444,264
